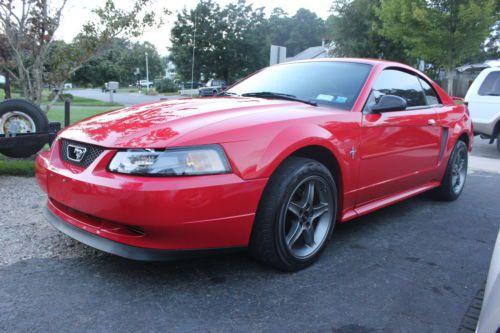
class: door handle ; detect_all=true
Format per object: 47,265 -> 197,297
428,119 -> 437,126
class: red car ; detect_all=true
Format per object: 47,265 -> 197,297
36,59 -> 472,271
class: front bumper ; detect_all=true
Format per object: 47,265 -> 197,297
43,205 -> 244,261
36,141 -> 267,253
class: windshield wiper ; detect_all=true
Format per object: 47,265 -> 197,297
485,93 -> 500,96
218,91 -> 239,96
241,92 -> 317,106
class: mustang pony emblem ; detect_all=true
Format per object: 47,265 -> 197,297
67,144 -> 87,162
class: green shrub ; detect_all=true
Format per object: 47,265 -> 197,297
156,78 -> 178,93
48,92 -> 73,102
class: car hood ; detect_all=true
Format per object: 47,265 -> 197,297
60,97 -> 340,148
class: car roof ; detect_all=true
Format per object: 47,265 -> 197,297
480,67 -> 500,74
282,57 -> 408,67
279,57 -> 434,83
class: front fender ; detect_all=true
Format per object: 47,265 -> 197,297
256,124 -> 344,178
222,123 -> 353,182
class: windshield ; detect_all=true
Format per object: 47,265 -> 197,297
227,61 -> 372,110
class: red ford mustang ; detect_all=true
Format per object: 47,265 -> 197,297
36,59 -> 472,271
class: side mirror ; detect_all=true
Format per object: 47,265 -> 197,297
369,95 -> 407,113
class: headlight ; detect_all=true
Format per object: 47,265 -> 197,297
108,145 -> 231,176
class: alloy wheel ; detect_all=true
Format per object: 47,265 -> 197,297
282,176 -> 334,259
451,147 -> 467,194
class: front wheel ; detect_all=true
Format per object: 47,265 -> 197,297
433,140 -> 468,201
250,157 -> 337,271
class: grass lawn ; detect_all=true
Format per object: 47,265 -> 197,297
47,106 -> 118,124
1,102 -> 119,177
0,89 -> 122,107
48,95 -> 122,107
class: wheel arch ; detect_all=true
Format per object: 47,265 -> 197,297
260,138 -> 346,220
289,145 -> 344,219
491,119 -> 500,143
458,132 -> 470,146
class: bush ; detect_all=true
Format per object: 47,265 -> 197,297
48,92 -> 73,102
155,78 -> 178,93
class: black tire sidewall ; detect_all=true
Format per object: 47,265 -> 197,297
497,132 -> 500,153
251,157 -> 338,271
438,140 -> 468,201
0,99 -> 49,158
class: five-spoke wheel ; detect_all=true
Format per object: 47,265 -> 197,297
283,177 -> 334,259
434,140 -> 468,201
250,157 -> 337,271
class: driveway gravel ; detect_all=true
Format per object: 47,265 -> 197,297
0,177 -> 103,267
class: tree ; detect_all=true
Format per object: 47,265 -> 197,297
65,39 -> 164,88
269,8 -> 326,57
0,34 -> 13,99
169,0 -> 268,83
121,41 -> 163,84
284,9 -> 325,57
377,0 -> 497,93
0,0 -> 169,111
326,0 -> 409,63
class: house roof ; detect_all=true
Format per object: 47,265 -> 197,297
457,59 -> 500,73
286,46 -> 328,62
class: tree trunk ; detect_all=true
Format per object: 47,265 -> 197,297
446,68 -> 455,96
3,69 -> 11,99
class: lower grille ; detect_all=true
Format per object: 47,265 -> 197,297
60,139 -> 105,168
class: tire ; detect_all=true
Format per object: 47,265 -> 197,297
0,99 -> 49,158
496,132 -> 500,153
249,157 -> 338,271
433,140 -> 468,201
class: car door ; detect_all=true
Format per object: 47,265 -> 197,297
357,69 -> 442,205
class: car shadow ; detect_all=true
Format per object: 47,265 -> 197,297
83,191 -> 442,279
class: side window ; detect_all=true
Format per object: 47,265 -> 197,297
365,69 -> 427,111
418,78 -> 441,105
478,72 -> 500,96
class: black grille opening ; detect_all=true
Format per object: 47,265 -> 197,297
60,139 -> 105,168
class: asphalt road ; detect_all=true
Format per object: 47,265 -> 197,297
471,137 -> 499,159
1,172 -> 499,333
71,89 -> 181,107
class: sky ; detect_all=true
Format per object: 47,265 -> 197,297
57,0 -> 332,56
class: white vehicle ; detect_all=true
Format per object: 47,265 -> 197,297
139,80 -> 153,88
471,230 -> 500,333
102,81 -> 119,93
465,67 -> 500,152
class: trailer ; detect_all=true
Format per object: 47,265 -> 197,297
0,99 -> 69,157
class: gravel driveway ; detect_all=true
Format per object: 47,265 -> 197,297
0,177 -> 103,267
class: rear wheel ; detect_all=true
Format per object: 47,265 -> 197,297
434,140 -> 468,201
0,99 -> 49,158
250,157 -> 337,271
496,132 -> 500,153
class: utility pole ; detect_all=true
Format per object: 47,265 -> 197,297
145,52 -> 150,92
190,10 -> 197,97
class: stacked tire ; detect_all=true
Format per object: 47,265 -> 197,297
0,99 -> 49,158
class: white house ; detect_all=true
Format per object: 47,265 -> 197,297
270,41 -> 333,66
